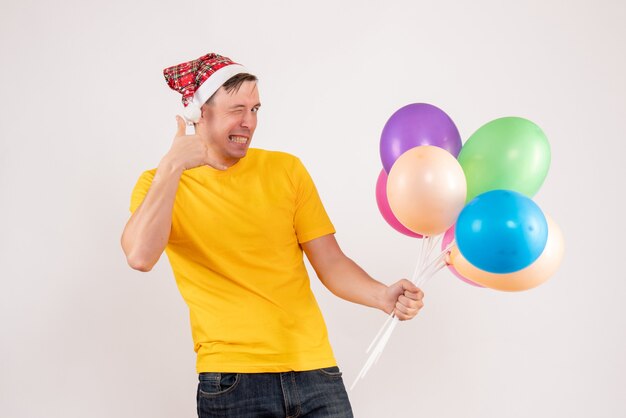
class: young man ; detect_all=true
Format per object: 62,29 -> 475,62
121,53 -> 424,417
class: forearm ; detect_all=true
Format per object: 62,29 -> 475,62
121,160 -> 183,271
316,255 -> 388,312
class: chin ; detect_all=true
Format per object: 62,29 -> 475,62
229,148 -> 249,161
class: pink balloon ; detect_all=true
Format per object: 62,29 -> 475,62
376,169 -> 422,238
441,225 -> 484,287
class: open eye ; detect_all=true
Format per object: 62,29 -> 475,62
251,106 -> 260,113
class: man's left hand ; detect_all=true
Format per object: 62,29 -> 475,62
381,279 -> 424,321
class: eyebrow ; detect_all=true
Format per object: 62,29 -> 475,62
230,103 -> 262,109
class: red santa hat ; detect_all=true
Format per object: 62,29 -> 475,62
163,53 -> 249,124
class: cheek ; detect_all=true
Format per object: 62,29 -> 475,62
217,118 -> 240,135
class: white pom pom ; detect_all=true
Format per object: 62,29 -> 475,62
183,103 -> 201,124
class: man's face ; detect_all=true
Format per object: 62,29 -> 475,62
197,80 -> 261,168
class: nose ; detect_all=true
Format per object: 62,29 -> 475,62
240,109 -> 255,129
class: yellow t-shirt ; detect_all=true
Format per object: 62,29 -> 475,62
130,149 -> 337,373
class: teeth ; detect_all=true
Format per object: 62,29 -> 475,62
229,136 -> 248,144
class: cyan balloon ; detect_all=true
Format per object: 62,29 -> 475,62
455,190 -> 548,274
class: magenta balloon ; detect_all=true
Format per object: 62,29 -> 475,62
375,169 -> 422,238
441,224 -> 484,288
380,103 -> 462,173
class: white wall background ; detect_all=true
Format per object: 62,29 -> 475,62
1,0 -> 624,417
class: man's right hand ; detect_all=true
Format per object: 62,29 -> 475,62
160,116 -> 227,172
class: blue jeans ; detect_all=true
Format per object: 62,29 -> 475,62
196,366 -> 354,417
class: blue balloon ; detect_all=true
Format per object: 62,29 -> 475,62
455,190 -> 548,273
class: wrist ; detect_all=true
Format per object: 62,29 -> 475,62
374,282 -> 391,313
157,157 -> 184,178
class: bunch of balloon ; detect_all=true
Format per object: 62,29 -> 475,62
352,103 -> 468,389
443,117 -> 564,292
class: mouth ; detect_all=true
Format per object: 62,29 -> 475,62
228,135 -> 249,144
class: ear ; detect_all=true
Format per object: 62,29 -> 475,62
197,104 -> 208,124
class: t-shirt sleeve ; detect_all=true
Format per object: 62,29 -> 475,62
129,169 -> 156,213
291,158 -> 335,243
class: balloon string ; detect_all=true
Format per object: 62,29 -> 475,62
366,312 -> 394,354
415,260 -> 446,288
441,239 -> 455,259
423,239 -> 455,275
352,236 -> 454,390
371,316 -> 399,366
411,236 -> 428,284
412,239 -> 449,286
368,235 -> 436,370
353,238 -> 450,390
352,261 -> 445,390
369,238 -> 444,356
410,234 -> 444,285
425,234 -> 438,259
351,316 -> 398,390
429,244 -> 451,270
425,235 -> 438,263
352,316 -> 399,389
371,248 -> 436,365
370,236 -> 429,354
416,236 -> 429,278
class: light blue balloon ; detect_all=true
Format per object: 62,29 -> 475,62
455,190 -> 548,274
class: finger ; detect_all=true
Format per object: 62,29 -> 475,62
404,289 -> 424,301
400,279 -> 420,293
394,301 -> 410,317
403,290 -> 420,300
398,295 -> 424,310
175,115 -> 187,137
397,309 -> 419,321
395,303 -> 422,321
396,312 -> 410,321
394,304 -> 418,321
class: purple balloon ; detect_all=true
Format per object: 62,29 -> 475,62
380,103 -> 462,173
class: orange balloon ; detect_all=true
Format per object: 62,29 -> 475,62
387,146 -> 467,236
449,215 -> 564,291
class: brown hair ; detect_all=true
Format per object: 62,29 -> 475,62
205,73 -> 258,105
